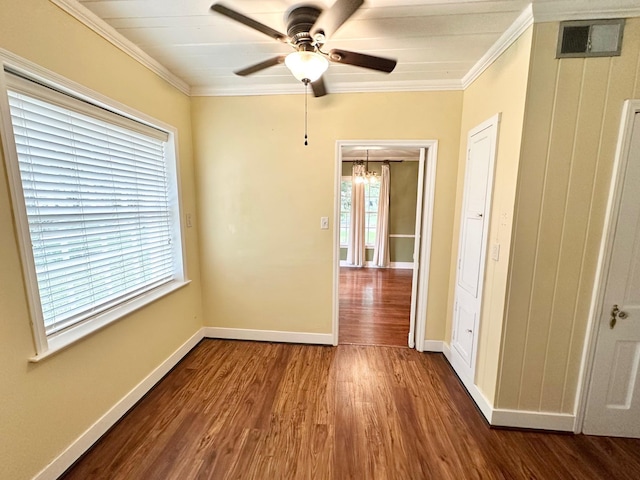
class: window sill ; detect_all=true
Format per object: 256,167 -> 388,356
28,280 -> 191,363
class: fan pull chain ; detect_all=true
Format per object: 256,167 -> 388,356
304,80 -> 309,146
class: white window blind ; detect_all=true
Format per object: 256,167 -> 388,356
6,76 -> 178,336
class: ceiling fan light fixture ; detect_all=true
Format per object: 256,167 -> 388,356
285,51 -> 329,82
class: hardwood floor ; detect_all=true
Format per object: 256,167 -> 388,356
63,340 -> 640,480
339,267 -> 412,346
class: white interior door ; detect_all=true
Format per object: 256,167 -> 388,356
408,148 -> 426,347
584,111 -> 640,438
450,115 -> 499,382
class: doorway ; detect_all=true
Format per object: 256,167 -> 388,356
332,141 -> 438,350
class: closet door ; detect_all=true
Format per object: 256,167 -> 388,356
450,114 -> 499,383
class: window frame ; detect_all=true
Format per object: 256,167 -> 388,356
0,54 -> 189,361
340,176 -> 380,249
339,176 -> 352,247
364,181 -> 380,247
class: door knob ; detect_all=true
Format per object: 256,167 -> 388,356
610,304 -> 629,329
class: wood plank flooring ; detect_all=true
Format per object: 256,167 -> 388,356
339,267 -> 412,346
63,340 -> 640,480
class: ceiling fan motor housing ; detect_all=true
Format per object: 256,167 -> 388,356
286,5 -> 322,45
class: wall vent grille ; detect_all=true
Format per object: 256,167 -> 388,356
557,19 -> 624,58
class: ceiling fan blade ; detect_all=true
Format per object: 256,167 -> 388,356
311,77 -> 328,97
234,56 -> 286,76
329,49 -> 397,73
310,0 -> 364,40
211,3 -> 288,42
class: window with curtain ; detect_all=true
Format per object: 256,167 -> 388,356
364,182 -> 380,246
340,177 -> 380,247
340,177 -> 352,246
2,70 -> 186,355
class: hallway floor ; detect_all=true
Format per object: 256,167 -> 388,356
339,267 -> 412,347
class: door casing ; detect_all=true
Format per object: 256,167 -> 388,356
332,140 -> 438,351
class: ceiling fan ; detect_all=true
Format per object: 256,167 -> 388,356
210,0 -> 398,97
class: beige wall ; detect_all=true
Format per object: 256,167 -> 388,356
191,91 -> 462,340
447,27 -> 533,404
6,3 -> 636,478
496,19 -> 640,413
0,1 -> 202,479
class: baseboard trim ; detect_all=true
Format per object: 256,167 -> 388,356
33,328 -> 204,480
340,261 -> 373,267
339,261 -> 413,269
445,345 -> 493,422
203,327 -> 333,345
442,342 -> 452,360
422,340 -> 444,352
442,343 -> 575,431
443,343 -> 492,421
389,262 -> 414,269
491,409 -> 575,432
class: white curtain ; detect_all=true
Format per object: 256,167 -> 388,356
347,163 -> 366,267
373,163 -> 390,267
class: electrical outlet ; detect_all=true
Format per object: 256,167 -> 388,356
491,243 -> 500,261
320,217 -> 329,230
186,213 -> 193,228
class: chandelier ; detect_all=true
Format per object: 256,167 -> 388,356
354,150 -> 378,184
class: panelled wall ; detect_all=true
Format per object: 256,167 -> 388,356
340,160 -> 419,265
447,27 -> 533,405
497,19 -> 640,413
4,3 -> 640,478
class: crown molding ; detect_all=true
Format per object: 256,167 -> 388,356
49,0 -> 190,96
449,0 -> 640,91
462,4 -> 534,89
46,1 -> 640,99
296,79 -> 464,93
191,83 -> 308,97
531,1 -> 640,23
191,79 -> 463,97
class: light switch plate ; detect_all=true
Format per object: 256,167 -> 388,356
320,217 -> 329,230
491,243 -> 500,261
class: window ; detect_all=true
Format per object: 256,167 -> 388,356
364,182 -> 380,246
340,177 -> 380,247
340,178 -> 352,246
1,70 -> 186,358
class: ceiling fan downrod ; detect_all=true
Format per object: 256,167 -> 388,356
303,79 -> 309,146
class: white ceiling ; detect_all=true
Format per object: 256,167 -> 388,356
71,0 -> 640,96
